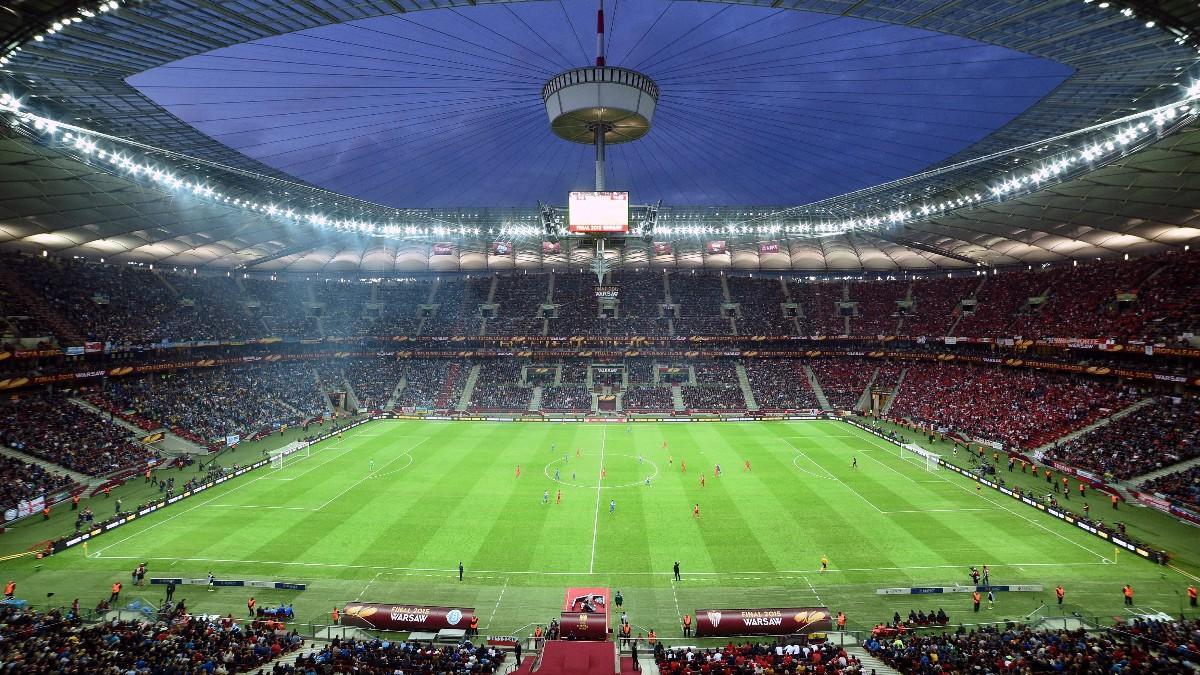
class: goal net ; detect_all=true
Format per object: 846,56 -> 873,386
900,443 -> 941,472
270,441 -> 311,469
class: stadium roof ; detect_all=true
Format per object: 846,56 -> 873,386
1,0 -> 1199,272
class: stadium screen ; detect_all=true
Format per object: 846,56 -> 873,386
568,191 -> 629,234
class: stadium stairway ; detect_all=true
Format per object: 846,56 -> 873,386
856,367 -> 879,411
529,386 -> 543,412
880,368 -> 907,416
1128,453 -> 1200,486
457,363 -> 482,411
845,646 -> 902,675
0,442 -> 91,486
803,366 -> 832,411
1032,396 -> 1156,456
68,398 -> 206,456
734,362 -> 759,411
670,386 -> 685,412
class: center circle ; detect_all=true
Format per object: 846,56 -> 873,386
543,452 -> 659,489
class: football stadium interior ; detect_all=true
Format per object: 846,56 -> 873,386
1,0 -> 1200,673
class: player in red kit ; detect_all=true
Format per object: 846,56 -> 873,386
693,504 -> 700,519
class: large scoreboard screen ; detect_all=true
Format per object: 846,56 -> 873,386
568,191 -> 629,234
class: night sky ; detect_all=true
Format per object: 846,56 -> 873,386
127,0 -> 1073,208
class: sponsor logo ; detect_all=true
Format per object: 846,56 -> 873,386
707,611 -> 722,627
446,609 -> 463,626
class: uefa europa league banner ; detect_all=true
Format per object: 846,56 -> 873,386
340,603 -> 476,632
694,607 -> 832,637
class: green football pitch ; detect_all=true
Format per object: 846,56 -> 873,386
11,419 -> 1200,638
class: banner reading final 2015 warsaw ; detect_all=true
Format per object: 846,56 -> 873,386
694,607 -> 832,637
339,603 -> 476,631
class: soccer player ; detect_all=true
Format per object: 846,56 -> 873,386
554,468 -> 561,481
700,476 -> 705,488
820,555 -> 829,573
662,440 -> 668,449
543,490 -> 549,505
601,467 -> 607,479
982,565 -> 990,586
610,499 -> 616,514
681,461 -> 686,473
693,503 -> 700,519
551,443 -> 556,454
369,458 -> 375,472
744,460 -> 751,472
851,457 -> 857,469
576,447 -> 582,458
207,572 -> 215,592
714,464 -> 720,477
515,465 -> 521,478
556,490 -> 562,504
638,454 -> 644,464
987,589 -> 995,610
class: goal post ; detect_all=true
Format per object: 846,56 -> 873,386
270,441 -> 311,469
900,443 -> 941,472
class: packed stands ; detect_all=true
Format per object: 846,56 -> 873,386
0,455 -> 75,511
1142,465 -> 1200,510
848,280 -> 907,335
394,359 -> 453,410
743,361 -> 820,410
623,385 -> 674,411
903,275 -> 980,336
670,272 -> 731,336
490,274 -> 548,336
0,392 -> 157,476
1044,396 -> 1200,480
92,363 -> 326,446
290,637 -> 507,674
610,271 -> 670,337
0,603 -> 303,674
954,268 -> 1056,338
865,618 -> 1200,675
794,279 -> 846,335
1009,257 -> 1160,339
541,385 -> 591,411
345,358 -> 406,411
469,361 -> 529,410
727,275 -> 794,336
888,364 -> 1129,450
1127,250 -> 1200,343
808,358 -> 875,410
656,641 -> 863,675
682,385 -> 745,411
0,252 -> 1198,345
550,274 -> 605,337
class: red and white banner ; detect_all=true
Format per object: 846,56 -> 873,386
491,242 -> 513,256
706,241 -> 727,255
758,241 -> 780,254
432,243 -> 454,256
694,607 -> 831,637
542,241 -> 562,254
652,242 -> 673,256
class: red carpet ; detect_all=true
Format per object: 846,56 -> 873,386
517,641 -> 619,675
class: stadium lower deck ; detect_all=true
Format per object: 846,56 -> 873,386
7,418 -> 1198,638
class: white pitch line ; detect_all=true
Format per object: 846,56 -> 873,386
356,571 -> 383,601
589,426 -> 607,574
92,474 -> 265,557
313,437 -> 430,512
669,579 -> 681,625
852,429 -> 1115,564
882,508 -> 991,514
94,555 -> 1111,576
486,577 -> 510,629
801,575 -> 824,605
784,439 -> 884,514
208,504 -> 313,511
